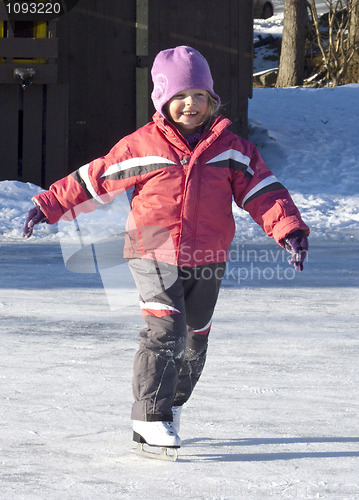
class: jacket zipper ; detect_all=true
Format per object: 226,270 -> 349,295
178,155 -> 201,264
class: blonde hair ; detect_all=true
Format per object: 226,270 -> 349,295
199,92 -> 220,131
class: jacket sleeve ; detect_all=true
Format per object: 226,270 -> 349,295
32,137 -> 143,224
232,142 -> 309,244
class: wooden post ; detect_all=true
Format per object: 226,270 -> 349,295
136,0 -> 149,128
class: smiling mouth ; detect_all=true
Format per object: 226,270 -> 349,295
182,111 -> 198,116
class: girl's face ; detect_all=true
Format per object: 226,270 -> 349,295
166,89 -> 209,135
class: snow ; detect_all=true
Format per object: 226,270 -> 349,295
253,14 -> 283,74
1,20 -> 359,500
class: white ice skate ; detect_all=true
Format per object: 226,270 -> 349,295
131,420 -> 181,461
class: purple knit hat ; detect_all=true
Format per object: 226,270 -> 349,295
151,45 -> 221,117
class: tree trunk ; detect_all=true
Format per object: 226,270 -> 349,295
348,0 -> 359,82
349,0 -> 359,47
276,0 -> 308,87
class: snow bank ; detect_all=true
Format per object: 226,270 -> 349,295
244,84 -> 359,242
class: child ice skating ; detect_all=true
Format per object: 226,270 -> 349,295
24,46 -> 309,459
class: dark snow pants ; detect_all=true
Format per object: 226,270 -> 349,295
128,258 -> 226,422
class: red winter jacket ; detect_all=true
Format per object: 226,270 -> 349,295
33,112 -> 309,266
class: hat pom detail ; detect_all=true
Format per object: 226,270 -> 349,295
151,74 -> 169,109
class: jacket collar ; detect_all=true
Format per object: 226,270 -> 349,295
152,112 -> 232,154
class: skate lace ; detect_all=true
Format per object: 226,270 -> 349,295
163,421 -> 176,435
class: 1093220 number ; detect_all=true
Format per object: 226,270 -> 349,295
6,2 -> 62,15
6,1 -> 61,16
3,0 -> 77,20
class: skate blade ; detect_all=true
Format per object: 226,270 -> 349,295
131,443 -> 178,462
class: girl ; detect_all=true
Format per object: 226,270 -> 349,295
24,46 -> 309,453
